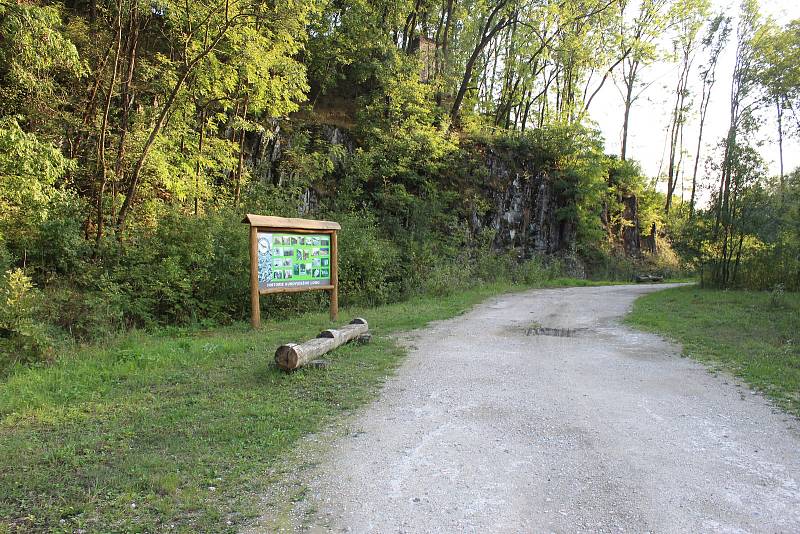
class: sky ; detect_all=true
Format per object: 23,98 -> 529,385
588,0 -> 800,207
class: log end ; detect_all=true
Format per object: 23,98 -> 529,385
350,317 -> 368,327
275,343 -> 301,371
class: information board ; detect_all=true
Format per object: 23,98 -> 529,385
257,232 -> 332,290
244,214 -> 340,327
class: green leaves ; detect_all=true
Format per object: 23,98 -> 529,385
0,118 -> 73,201
0,268 -> 52,370
0,2 -> 83,114
0,118 -> 77,262
754,18 -> 800,132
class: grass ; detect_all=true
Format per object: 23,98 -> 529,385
0,277 -> 626,533
625,286 -> 800,417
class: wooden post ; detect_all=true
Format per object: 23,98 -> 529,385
330,230 -> 338,321
249,225 -> 261,329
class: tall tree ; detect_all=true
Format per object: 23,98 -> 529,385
754,19 -> 800,195
449,0 -> 516,123
689,14 -> 731,217
107,0 -> 315,233
615,0 -> 674,161
710,0 -> 763,287
663,0 -> 709,214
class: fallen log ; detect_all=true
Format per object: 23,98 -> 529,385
275,318 -> 369,371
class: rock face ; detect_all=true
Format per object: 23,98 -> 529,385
244,122 -> 635,264
621,194 -> 641,256
482,147 -> 574,257
319,124 -> 355,154
244,122 -> 354,186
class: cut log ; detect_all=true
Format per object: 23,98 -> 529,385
635,274 -> 664,283
275,318 -> 369,371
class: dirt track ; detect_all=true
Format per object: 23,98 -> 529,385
262,284 -> 800,533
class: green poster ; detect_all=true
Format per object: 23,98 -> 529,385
257,232 -> 331,290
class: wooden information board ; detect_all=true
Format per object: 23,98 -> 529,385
243,214 -> 341,328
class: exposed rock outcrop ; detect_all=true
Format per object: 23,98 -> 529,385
621,194 -> 641,256
482,148 -> 574,257
243,121 -> 641,265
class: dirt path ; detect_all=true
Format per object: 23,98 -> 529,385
261,284 -> 800,533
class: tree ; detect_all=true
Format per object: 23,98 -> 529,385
709,0 -> 764,287
449,0 -> 516,123
663,0 -> 710,214
98,0 -> 312,235
615,0 -> 674,161
688,13 -> 731,217
754,19 -> 800,194
0,2 -> 83,124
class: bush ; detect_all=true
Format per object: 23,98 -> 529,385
473,249 -> 516,284
420,258 -> 473,296
42,272 -> 127,341
0,268 -> 51,371
512,255 -> 565,284
585,245 -> 687,282
336,211 -> 402,306
29,191 -> 89,276
114,209 -> 249,327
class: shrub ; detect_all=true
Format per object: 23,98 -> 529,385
42,272 -> 127,341
29,190 -> 89,276
770,283 -> 787,309
336,211 -> 402,306
473,249 -> 516,284
420,258 -> 473,296
115,208 -> 249,327
512,255 -> 564,284
0,268 -> 51,371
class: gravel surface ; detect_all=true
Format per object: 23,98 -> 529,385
260,284 -> 800,533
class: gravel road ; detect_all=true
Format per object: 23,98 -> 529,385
267,284 -> 800,533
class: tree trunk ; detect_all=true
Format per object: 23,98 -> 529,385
112,8 -> 140,225
665,54 -> 691,214
620,57 -> 641,162
95,5 -> 123,247
234,96 -> 248,206
440,0 -> 453,65
689,84 -> 711,218
581,49 -> 630,118
777,96 -> 785,196
402,0 -> 421,52
620,86 -> 633,161
450,0 -> 510,123
731,231 -> 745,286
194,108 -> 206,216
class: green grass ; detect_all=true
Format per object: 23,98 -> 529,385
1,278 -> 627,533
625,286 -> 800,417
